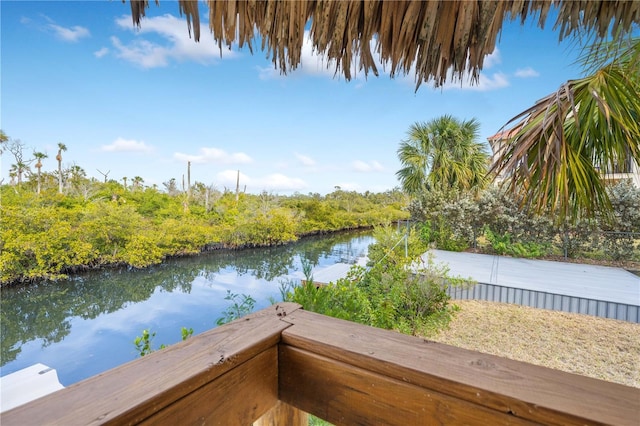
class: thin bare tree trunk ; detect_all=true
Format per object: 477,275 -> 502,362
235,169 -> 240,202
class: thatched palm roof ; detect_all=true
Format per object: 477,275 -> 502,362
127,1 -> 639,89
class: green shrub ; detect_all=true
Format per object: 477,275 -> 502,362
290,271 -> 372,325
290,229 -> 459,337
216,291 -> 256,325
133,327 -> 193,357
420,219 -> 468,252
121,234 -> 164,268
484,227 -> 550,258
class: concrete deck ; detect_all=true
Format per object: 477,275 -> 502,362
426,250 -> 640,306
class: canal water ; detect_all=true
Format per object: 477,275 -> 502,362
0,231 -> 374,386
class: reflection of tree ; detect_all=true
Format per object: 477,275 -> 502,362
0,266 -> 197,365
1,230 -> 373,366
292,232 -> 372,267
169,230 -> 372,282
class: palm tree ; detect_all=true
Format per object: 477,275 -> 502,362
396,115 -> 489,196
68,164 -> 86,190
10,161 -> 29,186
1,131 -> 9,181
8,168 -> 17,186
56,143 -> 67,194
0,130 -> 8,153
33,151 -> 48,194
492,36 -> 639,222
132,176 -> 144,190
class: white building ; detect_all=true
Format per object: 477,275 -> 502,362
487,127 -> 640,187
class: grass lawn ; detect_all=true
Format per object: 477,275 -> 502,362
430,300 -> 640,388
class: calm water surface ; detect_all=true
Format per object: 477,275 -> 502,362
0,231 -> 373,386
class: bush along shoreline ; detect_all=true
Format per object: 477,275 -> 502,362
284,226 -> 466,337
0,184 -> 409,287
410,181 -> 640,266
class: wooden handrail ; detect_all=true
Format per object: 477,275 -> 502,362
279,310 -> 640,425
1,303 -> 302,425
2,303 -> 638,425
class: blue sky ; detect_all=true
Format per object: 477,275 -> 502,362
1,1 -> 586,195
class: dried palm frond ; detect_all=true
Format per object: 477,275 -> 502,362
126,1 -> 640,89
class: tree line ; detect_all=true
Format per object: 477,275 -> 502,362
0,166 -> 409,286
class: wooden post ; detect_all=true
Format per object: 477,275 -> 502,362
253,401 -> 308,426
279,309 -> 640,426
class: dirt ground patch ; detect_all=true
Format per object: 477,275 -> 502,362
430,300 -> 640,388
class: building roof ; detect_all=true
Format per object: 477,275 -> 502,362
487,125 -> 523,143
127,1 -> 640,90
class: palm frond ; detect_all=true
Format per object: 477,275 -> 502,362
397,116 -> 489,195
492,37 -> 640,222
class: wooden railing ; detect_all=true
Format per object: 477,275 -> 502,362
2,303 -> 638,425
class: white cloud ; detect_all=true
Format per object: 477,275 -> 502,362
111,14 -> 236,68
515,67 -> 540,78
216,170 -> 251,189
435,47 -> 506,91
258,31 -> 381,81
214,170 -> 307,192
334,182 -> 361,191
440,71 -> 509,92
483,48 -> 501,69
101,137 -> 153,153
22,15 -> 90,42
401,48 -> 506,91
274,160 -> 289,170
258,173 -> 307,191
352,160 -> 384,173
257,33 -> 335,80
295,153 -> 316,166
49,24 -> 90,42
174,147 -> 253,165
110,36 -> 170,68
94,47 -> 109,58
470,72 -> 509,91
427,48 -> 513,91
257,66 -> 277,80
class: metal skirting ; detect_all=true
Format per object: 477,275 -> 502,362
447,283 -> 639,323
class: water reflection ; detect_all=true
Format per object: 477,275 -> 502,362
0,231 -> 372,385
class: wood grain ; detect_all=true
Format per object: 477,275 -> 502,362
253,400 -> 308,426
4,303 -> 638,426
1,303 -> 301,426
280,309 -> 640,425
279,345 -> 535,426
140,347 -> 277,425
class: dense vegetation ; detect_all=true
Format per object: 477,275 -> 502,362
410,182 -> 640,263
284,226 -> 465,337
0,177 -> 408,286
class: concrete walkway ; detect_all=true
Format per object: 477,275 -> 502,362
426,250 -> 640,306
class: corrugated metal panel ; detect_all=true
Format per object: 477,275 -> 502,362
430,249 -> 640,306
447,283 -> 639,323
